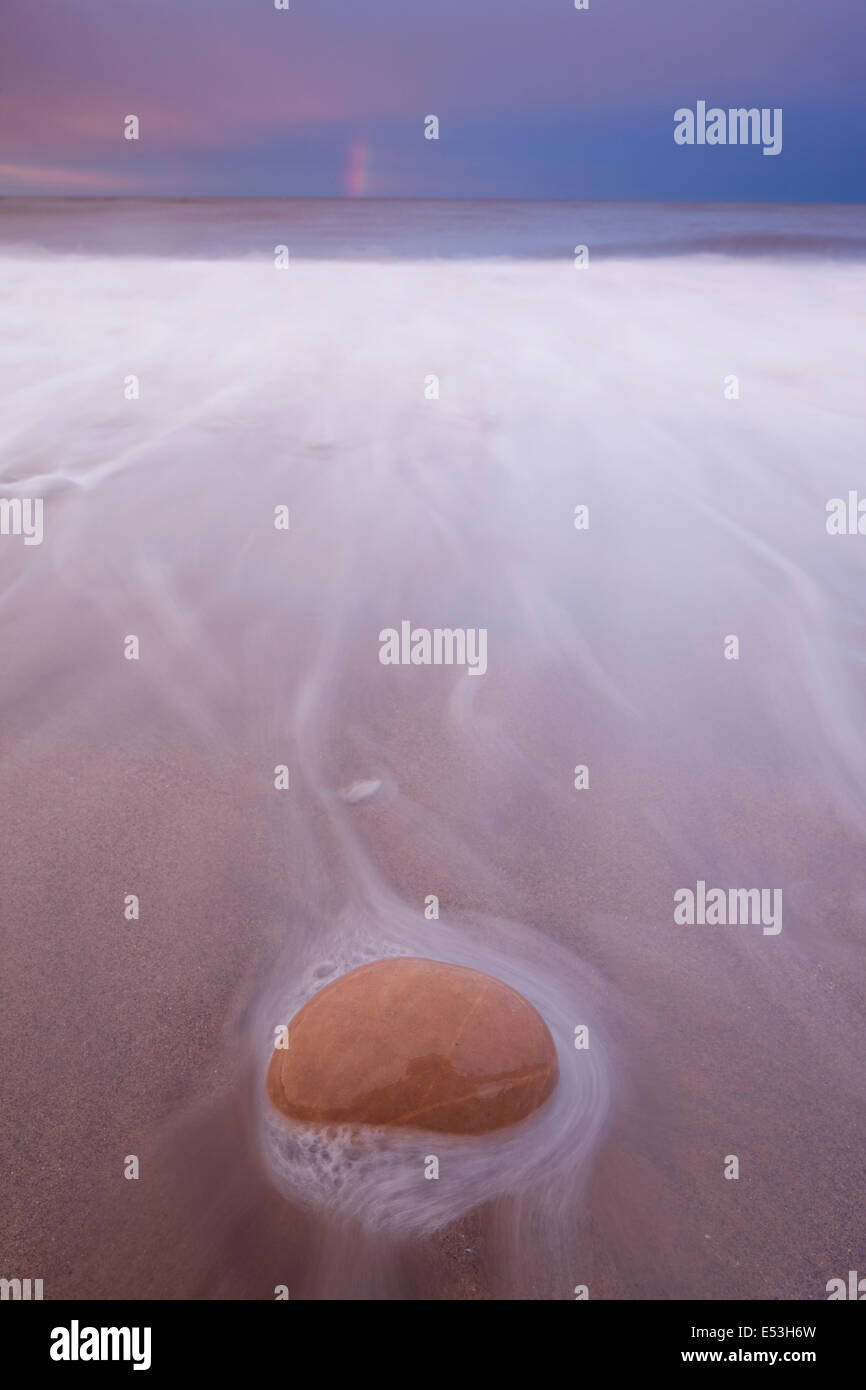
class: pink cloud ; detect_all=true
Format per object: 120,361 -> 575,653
0,161 -> 144,192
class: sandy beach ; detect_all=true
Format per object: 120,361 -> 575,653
2,201 -> 865,1299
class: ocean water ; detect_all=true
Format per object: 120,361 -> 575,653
2,196 -> 866,261
2,199 -> 865,1299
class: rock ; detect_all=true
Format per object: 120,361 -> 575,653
338,779 -> 383,805
266,956 -> 559,1134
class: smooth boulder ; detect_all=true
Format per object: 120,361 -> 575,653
266,956 -> 559,1134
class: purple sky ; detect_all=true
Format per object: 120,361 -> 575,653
2,0 -> 864,198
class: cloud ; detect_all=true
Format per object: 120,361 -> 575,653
1,0 -> 863,197
0,161 -> 144,193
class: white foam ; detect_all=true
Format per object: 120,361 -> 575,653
253,891 -> 612,1235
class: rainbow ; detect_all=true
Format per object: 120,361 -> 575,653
345,138 -> 370,196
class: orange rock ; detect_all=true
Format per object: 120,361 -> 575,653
267,957 -> 559,1134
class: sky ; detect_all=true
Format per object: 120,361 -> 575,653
1,0 -> 865,200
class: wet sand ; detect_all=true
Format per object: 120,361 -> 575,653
2,215 -> 865,1298
2,674 -> 863,1300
